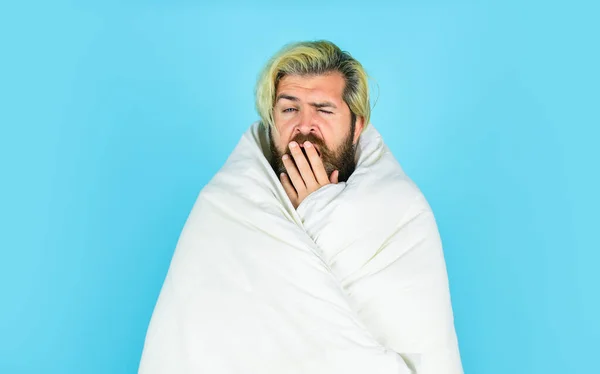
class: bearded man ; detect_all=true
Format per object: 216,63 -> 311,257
139,40 -> 464,374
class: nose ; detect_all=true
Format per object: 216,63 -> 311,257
295,110 -> 318,136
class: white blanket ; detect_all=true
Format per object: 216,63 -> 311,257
138,121 -> 463,374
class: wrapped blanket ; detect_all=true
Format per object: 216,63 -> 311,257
138,121 -> 463,374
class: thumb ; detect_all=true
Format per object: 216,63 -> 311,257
330,170 -> 339,184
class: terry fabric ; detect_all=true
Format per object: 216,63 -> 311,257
138,120 -> 463,374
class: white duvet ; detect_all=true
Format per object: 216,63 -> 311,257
138,121 -> 463,374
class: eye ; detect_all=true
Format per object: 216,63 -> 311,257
319,110 -> 333,114
283,108 -> 297,113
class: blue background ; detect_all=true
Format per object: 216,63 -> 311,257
1,1 -> 598,373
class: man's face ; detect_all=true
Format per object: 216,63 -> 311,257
268,72 -> 365,182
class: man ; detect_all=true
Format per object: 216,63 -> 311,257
139,40 -> 463,374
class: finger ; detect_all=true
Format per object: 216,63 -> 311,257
280,172 -> 298,203
303,141 -> 329,185
282,154 -> 306,194
330,170 -> 339,184
289,141 -> 318,189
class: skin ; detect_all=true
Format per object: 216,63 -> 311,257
269,72 -> 365,209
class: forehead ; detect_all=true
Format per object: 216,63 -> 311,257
275,72 -> 345,103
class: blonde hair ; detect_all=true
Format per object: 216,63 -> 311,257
254,40 -> 373,133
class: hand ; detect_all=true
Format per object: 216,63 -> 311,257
280,140 -> 339,209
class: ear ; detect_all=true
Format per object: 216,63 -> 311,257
352,116 -> 365,145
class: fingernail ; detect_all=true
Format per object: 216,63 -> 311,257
304,141 -> 312,147
282,154 -> 289,160
289,141 -> 297,148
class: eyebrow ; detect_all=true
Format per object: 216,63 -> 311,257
276,94 -> 338,109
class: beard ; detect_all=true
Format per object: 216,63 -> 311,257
268,119 -> 357,183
